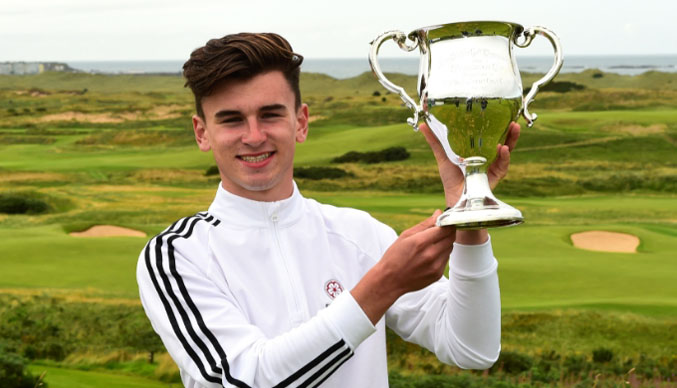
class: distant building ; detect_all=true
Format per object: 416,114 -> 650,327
0,61 -> 76,75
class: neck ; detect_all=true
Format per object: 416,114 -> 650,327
220,180 -> 295,202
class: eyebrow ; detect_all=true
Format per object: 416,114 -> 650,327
214,104 -> 286,119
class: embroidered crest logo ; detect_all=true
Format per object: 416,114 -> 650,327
324,279 -> 343,299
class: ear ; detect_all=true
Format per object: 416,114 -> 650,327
295,103 -> 309,143
193,115 -> 211,152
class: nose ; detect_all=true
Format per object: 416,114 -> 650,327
242,120 -> 267,145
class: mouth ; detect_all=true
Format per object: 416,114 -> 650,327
238,152 -> 274,164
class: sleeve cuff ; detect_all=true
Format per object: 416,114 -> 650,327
322,291 -> 377,350
450,235 -> 498,278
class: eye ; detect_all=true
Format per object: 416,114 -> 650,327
220,116 -> 242,124
261,112 -> 282,119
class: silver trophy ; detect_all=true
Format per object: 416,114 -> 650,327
369,21 -> 563,229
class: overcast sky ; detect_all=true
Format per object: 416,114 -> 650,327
2,0 -> 675,61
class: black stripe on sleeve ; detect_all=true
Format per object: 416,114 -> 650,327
164,215 -> 252,388
310,352 -> 354,388
148,212 -> 252,388
298,347 -> 352,388
273,340 -> 347,388
145,214 -> 222,384
157,215 -> 226,377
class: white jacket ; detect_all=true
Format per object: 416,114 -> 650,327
137,183 -> 501,388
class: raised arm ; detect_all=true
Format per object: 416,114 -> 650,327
350,121 -> 520,369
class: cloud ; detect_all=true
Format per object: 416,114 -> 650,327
623,23 -> 639,35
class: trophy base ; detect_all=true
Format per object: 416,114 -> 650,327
436,202 -> 524,230
436,159 -> 524,230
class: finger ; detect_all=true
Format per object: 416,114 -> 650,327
413,222 -> 456,246
420,228 -> 456,268
428,234 -> 455,262
489,145 -> 510,188
400,209 -> 443,238
503,122 -> 521,152
418,122 -> 449,163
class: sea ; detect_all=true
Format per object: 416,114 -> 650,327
68,55 -> 677,78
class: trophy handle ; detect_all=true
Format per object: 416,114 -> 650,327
369,30 -> 422,130
514,26 -> 563,127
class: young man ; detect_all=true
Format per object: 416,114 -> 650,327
138,32 -> 519,388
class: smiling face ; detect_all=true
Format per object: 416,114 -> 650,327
192,71 -> 309,202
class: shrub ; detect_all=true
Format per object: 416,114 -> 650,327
332,151 -> 362,163
389,370 -> 524,388
563,354 -> 589,377
593,72 -> 604,78
377,147 -> 410,162
0,349 -> 47,388
524,81 -> 586,94
491,350 -> 533,375
294,166 -> 353,180
592,347 -> 614,363
332,146 -> 410,164
204,165 -> 220,176
0,194 -> 50,215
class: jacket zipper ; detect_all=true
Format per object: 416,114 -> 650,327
271,213 -> 303,325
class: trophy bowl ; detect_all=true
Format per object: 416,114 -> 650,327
369,21 -> 563,229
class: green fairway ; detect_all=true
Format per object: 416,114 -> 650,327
0,225 -> 147,298
2,192 -> 674,316
0,141 -> 211,172
28,365 -> 174,388
493,224 -> 677,316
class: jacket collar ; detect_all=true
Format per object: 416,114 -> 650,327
207,181 -> 305,228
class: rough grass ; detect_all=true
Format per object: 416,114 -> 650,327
8,291 -> 676,388
387,310 -> 677,387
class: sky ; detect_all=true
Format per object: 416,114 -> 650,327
1,0 -> 675,61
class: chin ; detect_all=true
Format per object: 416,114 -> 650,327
240,177 -> 280,192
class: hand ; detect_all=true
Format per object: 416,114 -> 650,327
488,122 -> 521,191
418,121 -> 520,245
378,209 -> 456,294
418,122 -> 521,207
351,210 -> 456,324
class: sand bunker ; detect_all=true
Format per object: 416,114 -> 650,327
70,225 -> 147,238
570,231 -> 639,253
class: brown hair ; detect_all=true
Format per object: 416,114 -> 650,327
183,32 -> 304,118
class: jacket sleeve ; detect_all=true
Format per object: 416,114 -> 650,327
385,237 -> 501,369
137,219 -> 376,388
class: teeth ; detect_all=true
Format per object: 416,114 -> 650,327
241,153 -> 270,163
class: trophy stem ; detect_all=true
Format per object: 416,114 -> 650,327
436,157 -> 523,230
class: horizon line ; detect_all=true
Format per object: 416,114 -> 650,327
2,53 -> 677,62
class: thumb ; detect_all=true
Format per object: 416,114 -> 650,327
400,209 -> 443,238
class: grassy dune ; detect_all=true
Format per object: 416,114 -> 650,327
1,70 -> 676,386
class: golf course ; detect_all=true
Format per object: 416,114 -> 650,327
0,68 -> 675,387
